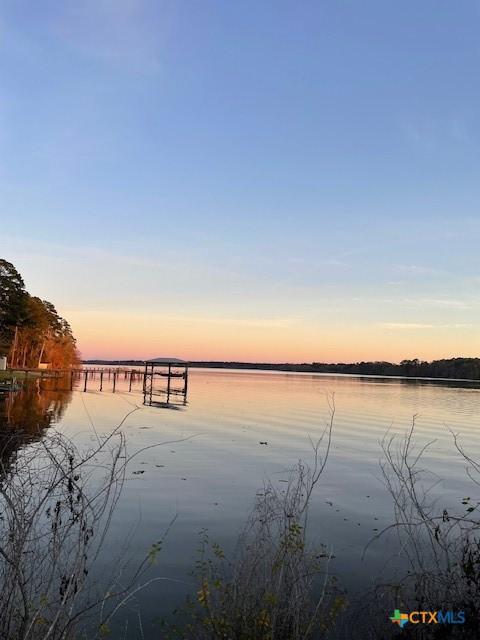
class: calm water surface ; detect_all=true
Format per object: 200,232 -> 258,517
2,369 -> 480,636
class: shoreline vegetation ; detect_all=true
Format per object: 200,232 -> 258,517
83,357 -> 480,382
0,260 -> 80,370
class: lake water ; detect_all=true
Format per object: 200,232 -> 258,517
1,368 -> 479,637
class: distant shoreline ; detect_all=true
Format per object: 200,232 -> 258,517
82,357 -> 480,382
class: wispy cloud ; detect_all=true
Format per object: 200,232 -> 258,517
402,114 -> 471,154
380,322 -> 473,330
7,0 -> 178,75
185,316 -> 302,329
401,297 -> 472,310
419,298 -> 472,310
395,264 -> 443,276
286,257 -> 349,268
383,294 -> 474,310
381,323 -> 435,330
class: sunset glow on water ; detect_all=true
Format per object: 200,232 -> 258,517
25,369 -> 476,636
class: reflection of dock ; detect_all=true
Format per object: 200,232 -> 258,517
143,358 -> 189,407
0,378 -> 20,392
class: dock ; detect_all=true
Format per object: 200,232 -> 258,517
1,358 -> 189,406
143,357 -> 189,406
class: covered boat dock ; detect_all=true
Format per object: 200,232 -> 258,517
143,357 -> 189,406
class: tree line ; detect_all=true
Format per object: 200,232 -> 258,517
177,358 -> 480,380
0,259 -> 80,369
310,358 -> 480,380
83,358 -> 480,381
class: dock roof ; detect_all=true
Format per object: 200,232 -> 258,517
145,357 -> 188,364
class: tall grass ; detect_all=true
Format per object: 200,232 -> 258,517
0,407 -> 194,639
354,417 -> 480,639
167,396 -> 346,640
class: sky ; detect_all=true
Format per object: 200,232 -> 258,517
1,1 -> 479,363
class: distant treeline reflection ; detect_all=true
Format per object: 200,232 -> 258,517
84,357 -> 480,381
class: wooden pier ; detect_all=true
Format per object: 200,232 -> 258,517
2,359 -> 189,406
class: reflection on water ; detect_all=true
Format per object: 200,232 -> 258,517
2,369 -> 480,637
0,377 -> 73,471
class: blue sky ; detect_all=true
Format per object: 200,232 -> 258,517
1,1 -> 479,361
